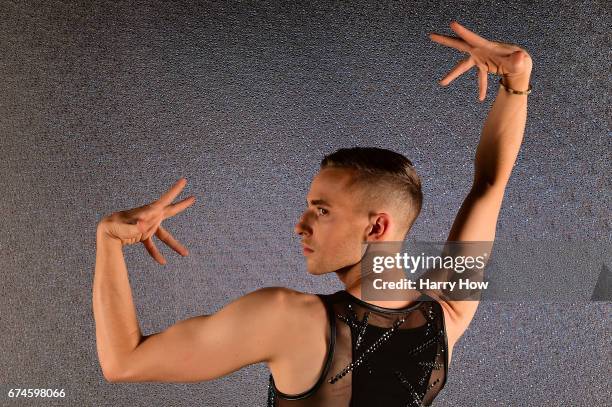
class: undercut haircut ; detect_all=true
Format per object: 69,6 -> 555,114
320,147 -> 423,237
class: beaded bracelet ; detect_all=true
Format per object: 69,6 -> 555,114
499,77 -> 532,95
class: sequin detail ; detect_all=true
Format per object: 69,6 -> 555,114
266,291 -> 448,406
417,360 -> 444,371
405,330 -> 445,357
329,307 -> 407,384
337,304 -> 370,351
424,304 -> 436,337
267,376 -> 276,407
417,357 -> 444,386
395,370 -> 425,406
396,371 -> 441,407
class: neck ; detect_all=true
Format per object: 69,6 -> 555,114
335,261 -> 422,309
334,261 -> 363,296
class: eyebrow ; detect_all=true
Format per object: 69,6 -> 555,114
307,199 -> 332,207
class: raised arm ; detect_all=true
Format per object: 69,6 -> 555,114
428,22 -> 532,335
94,217 -> 300,383
93,179 -> 298,382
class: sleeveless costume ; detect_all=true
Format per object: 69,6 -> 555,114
267,290 -> 448,406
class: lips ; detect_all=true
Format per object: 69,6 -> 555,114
302,244 -> 314,254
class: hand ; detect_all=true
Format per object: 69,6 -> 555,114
98,178 -> 196,264
429,21 -> 533,102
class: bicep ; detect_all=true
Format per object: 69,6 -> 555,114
116,287 -> 289,383
439,184 -> 506,335
447,183 -> 505,243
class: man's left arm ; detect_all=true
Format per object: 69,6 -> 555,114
428,22 -> 533,343
441,70 -> 531,338
471,71 -> 531,188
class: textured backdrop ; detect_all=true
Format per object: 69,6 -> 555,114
0,0 -> 610,406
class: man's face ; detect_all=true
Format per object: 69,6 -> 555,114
294,167 -> 369,275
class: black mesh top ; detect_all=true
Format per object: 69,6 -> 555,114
267,290 -> 448,407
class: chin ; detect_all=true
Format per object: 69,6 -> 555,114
306,265 -> 323,275
305,261 -> 327,276
306,261 -> 341,276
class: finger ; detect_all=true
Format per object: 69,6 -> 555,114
158,178 -> 188,206
428,33 -> 471,53
156,225 -> 189,256
449,21 -> 489,48
163,196 -> 196,219
439,57 -> 474,86
143,236 -> 167,265
477,65 -> 488,102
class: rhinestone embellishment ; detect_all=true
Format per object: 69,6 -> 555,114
329,307 -> 407,384
268,295 -> 447,406
266,377 -> 276,407
417,360 -> 444,371
396,371 -> 441,407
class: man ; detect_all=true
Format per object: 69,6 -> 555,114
93,21 -> 532,406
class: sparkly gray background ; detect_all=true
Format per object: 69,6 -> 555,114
0,0 -> 610,406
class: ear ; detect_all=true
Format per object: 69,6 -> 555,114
365,213 -> 391,241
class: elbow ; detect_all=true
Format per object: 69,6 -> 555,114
104,368 -> 137,383
101,362 -> 129,383
471,179 -> 506,195
98,347 -> 141,383
103,364 -> 148,383
472,169 -> 512,191
103,369 -> 122,383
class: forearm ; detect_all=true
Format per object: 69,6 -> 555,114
93,223 -> 142,377
473,73 -> 531,187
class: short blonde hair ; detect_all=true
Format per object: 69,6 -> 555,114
321,147 -> 423,237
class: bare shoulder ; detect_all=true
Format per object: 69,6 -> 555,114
262,288 -> 331,393
267,287 -> 327,323
248,287 -> 327,328
252,286 -> 320,306
259,288 -> 329,352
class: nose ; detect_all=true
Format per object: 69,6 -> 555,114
294,210 -> 312,236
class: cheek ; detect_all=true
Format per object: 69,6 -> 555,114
322,221 -> 351,243
317,218 -> 364,251
331,225 -> 363,256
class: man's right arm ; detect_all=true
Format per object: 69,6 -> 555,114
102,286 -> 296,383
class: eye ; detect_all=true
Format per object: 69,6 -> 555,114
317,207 -> 328,216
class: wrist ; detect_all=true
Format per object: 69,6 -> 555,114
501,71 -> 531,92
96,219 -> 121,245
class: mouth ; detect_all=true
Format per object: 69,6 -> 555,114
302,244 -> 314,255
